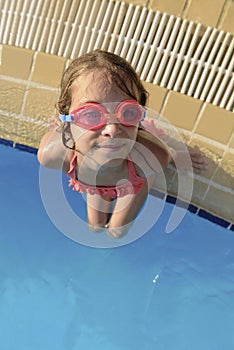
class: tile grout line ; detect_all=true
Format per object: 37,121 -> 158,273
189,101 -> 220,201
202,129 -> 234,199
180,0 -> 193,18
0,74 -> 58,92
0,109 -> 49,127
158,89 -> 171,115
153,163 -> 234,195
189,101 -> 206,139
14,51 -> 39,146
215,0 -> 232,30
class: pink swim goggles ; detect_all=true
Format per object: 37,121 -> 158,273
59,100 -> 145,130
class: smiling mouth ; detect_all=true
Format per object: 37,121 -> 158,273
97,143 -> 125,152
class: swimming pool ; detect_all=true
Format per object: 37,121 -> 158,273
1,143 -> 233,350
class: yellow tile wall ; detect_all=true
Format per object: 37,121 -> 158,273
0,46 -> 34,79
23,88 -> 58,121
124,0 -> 148,6
143,82 -> 167,112
160,91 -> 203,131
185,0 -> 225,27
0,80 -> 26,114
221,1 -> 234,33
148,0 -> 187,16
204,186 -> 234,221
32,52 -> 66,87
189,136 -> 225,180
16,119 -> 49,148
0,113 -> 19,141
214,152 -> 234,188
0,45 -> 61,148
195,104 -> 234,144
229,134 -> 234,149
191,179 -> 209,204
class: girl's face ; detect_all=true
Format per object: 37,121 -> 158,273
69,71 -> 140,168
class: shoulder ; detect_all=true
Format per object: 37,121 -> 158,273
136,129 -> 171,168
37,130 -> 74,172
129,145 -> 161,178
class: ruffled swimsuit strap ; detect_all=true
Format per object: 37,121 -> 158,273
66,153 -> 145,198
127,158 -> 146,194
66,152 -> 77,179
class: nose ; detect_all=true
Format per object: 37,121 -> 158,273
101,121 -> 121,138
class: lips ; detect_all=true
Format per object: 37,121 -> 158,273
100,145 -> 124,151
97,142 -> 125,152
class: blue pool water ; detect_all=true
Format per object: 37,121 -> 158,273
0,144 -> 234,350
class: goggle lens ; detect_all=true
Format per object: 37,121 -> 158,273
74,106 -> 104,129
59,100 -> 145,130
116,102 -> 144,126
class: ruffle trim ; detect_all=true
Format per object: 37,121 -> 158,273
66,149 -> 146,198
68,176 -> 144,198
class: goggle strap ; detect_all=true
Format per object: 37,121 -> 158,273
141,109 -> 146,121
59,106 -> 146,124
59,114 -> 73,122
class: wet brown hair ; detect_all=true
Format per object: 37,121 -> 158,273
57,50 -> 149,115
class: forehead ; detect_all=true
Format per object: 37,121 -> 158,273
70,71 -> 138,108
71,71 -> 111,100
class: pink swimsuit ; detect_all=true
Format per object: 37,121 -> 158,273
66,153 -> 145,198
66,120 -> 164,198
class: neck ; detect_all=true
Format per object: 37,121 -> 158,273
100,158 -> 127,171
77,154 -> 129,186
77,152 -> 127,170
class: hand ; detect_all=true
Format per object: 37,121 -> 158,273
171,147 -> 208,173
188,147 -> 208,173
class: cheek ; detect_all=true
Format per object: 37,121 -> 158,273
122,126 -> 138,140
74,129 -> 98,151
71,124 -> 85,140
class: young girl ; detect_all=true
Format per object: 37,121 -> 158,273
38,50 -> 206,238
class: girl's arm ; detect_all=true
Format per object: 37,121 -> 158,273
141,120 -> 208,172
128,129 -> 171,178
136,129 -> 171,168
37,129 -> 73,173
